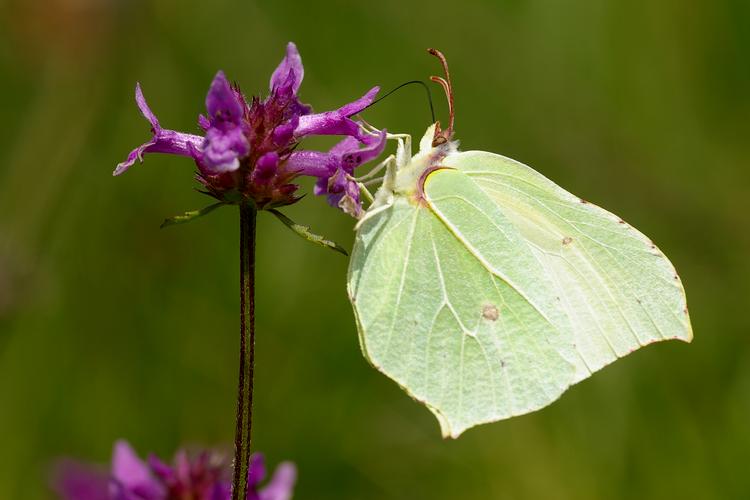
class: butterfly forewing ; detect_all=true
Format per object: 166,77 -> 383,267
442,151 -> 693,381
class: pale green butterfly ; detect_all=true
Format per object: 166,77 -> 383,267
347,49 -> 692,438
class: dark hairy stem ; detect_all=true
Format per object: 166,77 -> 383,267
232,202 -> 257,500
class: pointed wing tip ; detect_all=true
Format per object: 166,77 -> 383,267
442,429 -> 462,440
678,327 -> 694,344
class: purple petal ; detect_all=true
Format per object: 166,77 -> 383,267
272,116 -> 298,147
251,152 -> 280,184
327,168 -> 348,194
248,453 -> 266,489
109,479 -> 138,500
111,441 -> 152,489
173,450 -> 191,484
51,459 -> 110,500
340,129 -> 387,172
284,150 -> 333,178
212,482 -> 231,500
198,114 -> 211,131
318,168 -> 363,217
115,87 -> 204,176
313,176 -> 328,196
201,126 -> 249,174
270,42 -> 304,94
114,130 -> 204,176
112,441 -> 166,500
335,86 -> 379,117
135,83 -> 159,129
328,136 -> 361,156
147,454 -> 173,481
294,87 -> 378,140
259,462 -> 296,500
206,71 -> 244,125
295,113 -> 360,138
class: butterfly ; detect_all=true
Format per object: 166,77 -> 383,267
347,49 -> 692,438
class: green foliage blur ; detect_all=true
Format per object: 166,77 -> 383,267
1,0 -> 748,498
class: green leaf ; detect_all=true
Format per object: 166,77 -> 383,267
267,209 -> 348,256
160,202 -> 226,228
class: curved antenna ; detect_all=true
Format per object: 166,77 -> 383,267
427,48 -> 455,146
360,80 -> 436,124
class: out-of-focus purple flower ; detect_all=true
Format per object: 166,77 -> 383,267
52,460 -> 110,500
52,440 -> 296,500
116,42 -> 385,212
286,129 -> 387,217
110,441 -> 165,500
246,454 -> 296,500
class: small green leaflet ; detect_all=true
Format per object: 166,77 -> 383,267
268,209 -> 348,256
348,125 -> 692,438
159,203 -> 346,255
160,202 -> 226,228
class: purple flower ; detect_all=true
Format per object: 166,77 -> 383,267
52,440 -> 296,500
286,129 -> 387,217
116,42 -> 385,212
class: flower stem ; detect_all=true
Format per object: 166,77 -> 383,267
233,202 -> 257,500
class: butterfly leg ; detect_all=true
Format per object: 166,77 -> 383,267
356,120 -> 412,166
358,183 -> 375,204
354,154 -> 395,182
353,153 -> 399,228
380,151 -> 399,193
356,117 -> 381,134
387,133 -> 412,163
354,153 -> 396,203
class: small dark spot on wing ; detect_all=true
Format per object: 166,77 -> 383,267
562,236 -> 573,246
482,304 -> 499,321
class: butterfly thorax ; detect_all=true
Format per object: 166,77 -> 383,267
359,125 -> 458,227
392,124 -> 459,199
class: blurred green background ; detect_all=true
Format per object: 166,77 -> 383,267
1,0 -> 748,498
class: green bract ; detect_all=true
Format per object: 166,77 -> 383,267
348,125 -> 692,438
